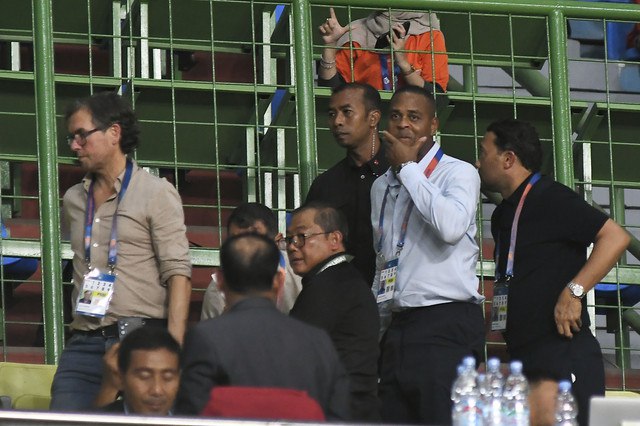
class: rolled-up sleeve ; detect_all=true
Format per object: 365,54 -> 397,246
149,180 -> 192,284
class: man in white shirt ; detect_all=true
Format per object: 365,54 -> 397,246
371,85 -> 484,425
201,203 -> 301,319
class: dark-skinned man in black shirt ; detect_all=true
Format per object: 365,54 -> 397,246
305,82 -> 388,286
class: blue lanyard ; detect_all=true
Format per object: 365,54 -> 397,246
84,159 -> 134,272
376,147 -> 443,256
495,172 -> 541,281
379,54 -> 400,91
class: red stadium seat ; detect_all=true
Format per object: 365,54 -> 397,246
201,386 -> 326,421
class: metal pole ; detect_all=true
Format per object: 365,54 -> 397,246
547,9 -> 573,186
32,0 -> 64,363
291,0 -> 317,199
462,65 -> 477,93
317,0 -> 640,21
504,68 -> 551,98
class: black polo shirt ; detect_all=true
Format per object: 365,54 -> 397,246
305,147 -> 389,286
491,175 -> 608,350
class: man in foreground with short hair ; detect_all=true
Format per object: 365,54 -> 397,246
201,202 -> 301,319
477,118 -> 630,426
97,327 -> 180,416
287,202 -> 380,422
177,233 -> 350,420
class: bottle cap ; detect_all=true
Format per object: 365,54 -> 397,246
509,360 -> 523,374
487,357 -> 500,371
558,380 -> 572,392
462,356 -> 476,369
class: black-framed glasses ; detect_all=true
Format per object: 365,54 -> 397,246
283,232 -> 332,249
66,127 -> 103,147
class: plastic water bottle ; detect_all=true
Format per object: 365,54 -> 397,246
451,357 -> 483,426
554,380 -> 578,426
452,357 -> 478,402
503,360 -> 529,426
483,357 -> 504,425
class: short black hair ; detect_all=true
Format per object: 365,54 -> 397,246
390,85 -> 437,118
219,233 -> 280,294
486,119 -> 543,173
118,327 -> 180,373
332,82 -> 382,114
227,203 -> 278,239
65,91 -> 140,154
293,202 -> 348,243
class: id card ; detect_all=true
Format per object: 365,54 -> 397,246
490,281 -> 508,331
376,258 -> 398,303
76,268 -> 115,318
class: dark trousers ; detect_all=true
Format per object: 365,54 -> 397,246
509,328 -> 605,426
379,302 -> 485,425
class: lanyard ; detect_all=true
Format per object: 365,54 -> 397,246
379,54 -> 401,91
84,159 -> 134,272
377,147 -> 443,256
495,172 -> 541,281
318,254 -> 348,274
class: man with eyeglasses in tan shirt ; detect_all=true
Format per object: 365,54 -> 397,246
50,91 -> 192,412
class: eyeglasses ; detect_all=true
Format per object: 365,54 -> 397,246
66,127 -> 103,147
283,232 -> 332,249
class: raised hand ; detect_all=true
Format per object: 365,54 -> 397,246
390,22 -> 408,52
318,7 -> 351,46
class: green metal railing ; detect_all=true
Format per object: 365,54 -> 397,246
0,0 -> 639,387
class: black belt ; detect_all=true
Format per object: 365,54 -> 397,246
72,318 -> 167,339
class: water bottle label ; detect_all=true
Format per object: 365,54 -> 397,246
491,281 -> 508,331
376,257 -> 398,303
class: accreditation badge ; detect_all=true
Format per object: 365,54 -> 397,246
376,258 -> 398,304
76,268 -> 115,318
490,280 -> 509,331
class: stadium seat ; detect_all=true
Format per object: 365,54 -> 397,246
0,362 -> 57,410
201,386 -> 326,421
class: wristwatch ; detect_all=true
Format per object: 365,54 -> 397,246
567,281 -> 585,299
394,160 -> 415,175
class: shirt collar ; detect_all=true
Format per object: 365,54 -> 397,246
301,252 -> 350,285
82,159 -> 137,193
417,141 -> 442,169
504,172 -> 536,206
346,143 -> 389,177
384,140 -> 441,185
227,296 -> 278,313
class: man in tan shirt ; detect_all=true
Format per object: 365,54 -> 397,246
50,91 -> 192,411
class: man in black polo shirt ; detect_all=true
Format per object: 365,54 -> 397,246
305,82 -> 389,285
476,119 -> 630,426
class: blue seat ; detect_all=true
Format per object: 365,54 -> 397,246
1,221 -> 39,305
595,283 -> 640,316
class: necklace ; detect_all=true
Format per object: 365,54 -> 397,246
371,131 -> 376,160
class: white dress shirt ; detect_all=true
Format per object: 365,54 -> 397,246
371,142 -> 484,309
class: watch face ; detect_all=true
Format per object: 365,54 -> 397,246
571,284 -> 584,297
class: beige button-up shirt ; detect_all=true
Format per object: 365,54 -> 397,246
63,161 -> 192,331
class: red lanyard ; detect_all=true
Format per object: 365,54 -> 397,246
377,147 -> 444,256
495,172 -> 541,281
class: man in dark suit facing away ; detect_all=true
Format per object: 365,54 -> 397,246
175,233 -> 350,420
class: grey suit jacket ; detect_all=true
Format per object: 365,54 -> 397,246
176,297 -> 351,420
